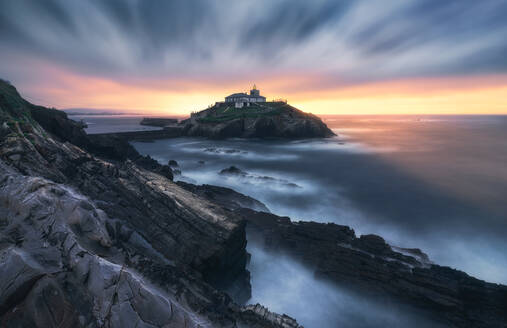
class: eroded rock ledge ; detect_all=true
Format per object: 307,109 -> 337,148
236,208 -> 507,328
0,79 -> 300,327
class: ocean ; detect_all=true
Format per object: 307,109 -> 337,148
81,114 -> 507,327
70,114 -> 165,134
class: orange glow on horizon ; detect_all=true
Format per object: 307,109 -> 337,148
16,65 -> 507,116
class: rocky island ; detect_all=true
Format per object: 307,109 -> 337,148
1,79 -> 506,327
180,86 -> 334,139
108,85 -> 335,141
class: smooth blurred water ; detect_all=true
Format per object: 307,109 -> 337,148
130,115 -> 507,284
111,114 -> 507,327
70,114 -> 166,134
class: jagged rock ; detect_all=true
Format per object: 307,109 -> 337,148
176,181 -> 270,213
219,167 -> 301,188
0,248 -> 46,315
0,80 -> 300,327
240,304 -> 302,328
220,166 -> 248,176
237,208 -> 507,328
168,159 -> 179,167
0,159 -> 297,328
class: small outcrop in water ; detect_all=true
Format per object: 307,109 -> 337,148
205,147 -> 247,155
220,166 -> 301,188
140,117 -> 179,127
220,165 -> 248,176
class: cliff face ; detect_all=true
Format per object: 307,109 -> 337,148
0,80 -> 301,327
181,102 -> 335,139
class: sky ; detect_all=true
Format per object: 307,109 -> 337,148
1,0 -> 507,115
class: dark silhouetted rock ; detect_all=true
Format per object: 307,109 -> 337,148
177,181 -> 270,213
219,167 -> 301,188
140,117 -> 178,127
220,166 -> 247,176
0,79 -> 300,327
237,208 -> 507,328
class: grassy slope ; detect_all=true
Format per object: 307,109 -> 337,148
196,102 -> 289,123
0,79 -> 45,139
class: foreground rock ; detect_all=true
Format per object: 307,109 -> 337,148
0,79 -> 300,327
237,208 -> 507,328
181,101 -> 335,139
177,181 -> 270,213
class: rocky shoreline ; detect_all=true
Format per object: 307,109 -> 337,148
0,80 -> 300,327
238,208 -> 507,327
91,102 -> 336,141
1,79 -> 506,327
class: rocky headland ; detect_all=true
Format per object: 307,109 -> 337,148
0,79 -> 300,327
1,79 -> 506,327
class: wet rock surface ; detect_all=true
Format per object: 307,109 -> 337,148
237,208 -> 507,328
176,181 -> 270,213
0,80 -> 300,328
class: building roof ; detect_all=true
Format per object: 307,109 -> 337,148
226,93 -> 266,99
226,93 -> 249,98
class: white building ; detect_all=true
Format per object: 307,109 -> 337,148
225,85 -> 266,108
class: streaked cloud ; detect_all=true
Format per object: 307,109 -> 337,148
0,0 -> 506,113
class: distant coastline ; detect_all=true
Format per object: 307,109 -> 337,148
64,111 -> 143,116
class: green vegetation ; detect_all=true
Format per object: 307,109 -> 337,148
0,79 -> 34,123
196,102 -> 289,123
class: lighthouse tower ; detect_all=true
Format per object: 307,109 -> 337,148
250,84 -> 260,97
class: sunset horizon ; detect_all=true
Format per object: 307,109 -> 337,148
9,74 -> 507,116
2,1 -> 507,116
